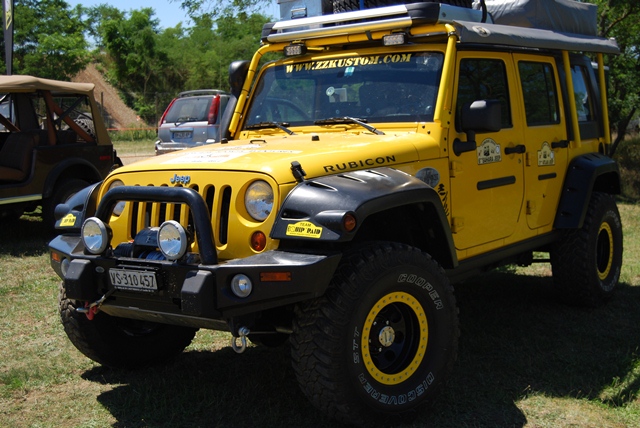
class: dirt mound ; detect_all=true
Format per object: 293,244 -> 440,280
73,63 -> 147,129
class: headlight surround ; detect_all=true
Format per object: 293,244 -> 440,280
81,217 -> 110,254
108,180 -> 126,216
158,220 -> 188,261
245,180 -> 274,222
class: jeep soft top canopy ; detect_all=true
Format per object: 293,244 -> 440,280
0,75 -> 95,94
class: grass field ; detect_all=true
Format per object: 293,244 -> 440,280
0,139 -> 639,427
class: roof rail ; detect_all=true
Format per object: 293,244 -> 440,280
178,89 -> 227,98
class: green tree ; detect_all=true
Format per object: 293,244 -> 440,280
1,0 -> 89,79
100,8 -> 182,122
593,0 -> 640,154
175,0 -> 271,21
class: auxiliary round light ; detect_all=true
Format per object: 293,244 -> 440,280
108,180 -> 126,216
81,217 -> 110,254
245,180 -> 274,222
158,220 -> 188,261
60,258 -> 71,277
231,274 -> 253,298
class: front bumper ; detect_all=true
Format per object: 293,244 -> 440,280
49,184 -> 341,330
50,234 -> 341,328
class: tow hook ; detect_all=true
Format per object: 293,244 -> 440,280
76,289 -> 114,320
231,326 -> 251,354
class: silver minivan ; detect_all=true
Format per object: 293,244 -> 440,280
155,89 -> 230,155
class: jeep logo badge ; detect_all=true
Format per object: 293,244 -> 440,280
170,174 -> 191,185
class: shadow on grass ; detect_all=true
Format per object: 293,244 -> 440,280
0,212 -> 50,256
78,271 -> 640,427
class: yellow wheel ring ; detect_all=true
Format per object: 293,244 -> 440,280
597,222 -> 614,281
361,292 -> 428,386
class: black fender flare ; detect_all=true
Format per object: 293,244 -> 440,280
52,181 -> 101,231
554,153 -> 620,229
271,167 -> 457,268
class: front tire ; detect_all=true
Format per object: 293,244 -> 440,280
551,192 -> 623,307
59,283 -> 197,369
291,243 -> 459,425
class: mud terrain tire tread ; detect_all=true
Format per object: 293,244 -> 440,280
290,242 -> 459,425
550,192 -> 623,307
59,283 -> 197,369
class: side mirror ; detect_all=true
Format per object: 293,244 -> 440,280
228,60 -> 250,98
454,99 -> 502,156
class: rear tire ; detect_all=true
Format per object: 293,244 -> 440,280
551,192 -> 623,307
291,243 -> 458,425
58,283 -> 197,369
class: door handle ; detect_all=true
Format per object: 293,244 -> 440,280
552,140 -> 570,149
504,144 -> 526,155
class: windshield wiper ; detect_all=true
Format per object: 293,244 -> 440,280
245,121 -> 296,135
314,116 -> 384,135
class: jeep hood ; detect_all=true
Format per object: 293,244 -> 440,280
113,131 -> 438,184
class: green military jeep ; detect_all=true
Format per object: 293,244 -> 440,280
0,75 -> 119,226
49,0 -> 622,424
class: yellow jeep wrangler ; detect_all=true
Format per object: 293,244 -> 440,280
49,0 -> 622,424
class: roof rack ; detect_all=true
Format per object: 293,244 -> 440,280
178,89 -> 227,98
260,1 -> 618,55
261,2 -> 489,43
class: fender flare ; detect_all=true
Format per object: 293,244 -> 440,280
554,153 -> 620,229
271,167 -> 457,267
43,158 -> 102,199
52,181 -> 101,231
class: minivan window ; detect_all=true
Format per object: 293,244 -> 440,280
164,97 -> 212,123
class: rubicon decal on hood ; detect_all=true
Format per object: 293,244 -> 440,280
323,155 -> 396,173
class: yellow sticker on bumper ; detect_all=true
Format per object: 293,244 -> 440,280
286,221 -> 322,238
60,213 -> 76,227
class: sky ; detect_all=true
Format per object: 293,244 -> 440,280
66,0 -> 280,29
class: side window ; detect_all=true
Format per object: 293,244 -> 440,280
571,65 -> 595,122
456,58 -> 512,130
519,61 -> 559,126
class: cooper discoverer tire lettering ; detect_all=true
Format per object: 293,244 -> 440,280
291,242 -> 459,425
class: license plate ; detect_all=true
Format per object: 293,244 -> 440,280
173,131 -> 192,139
109,268 -> 157,292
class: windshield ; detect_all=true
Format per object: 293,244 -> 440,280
244,52 -> 443,128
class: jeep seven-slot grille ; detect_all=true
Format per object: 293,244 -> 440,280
127,184 -> 231,246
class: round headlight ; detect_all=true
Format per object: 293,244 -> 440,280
158,220 -> 188,261
231,274 -> 253,298
81,217 -> 110,254
108,180 -> 126,216
245,180 -> 274,222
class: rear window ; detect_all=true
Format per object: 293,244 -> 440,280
164,97 -> 213,123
